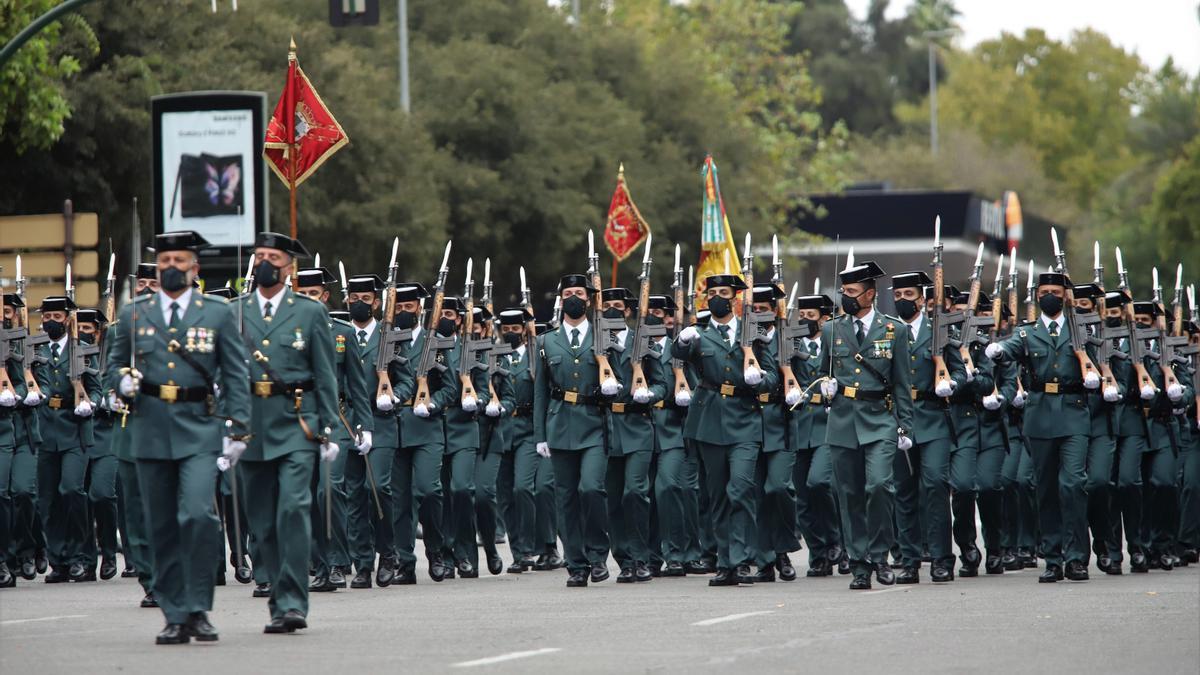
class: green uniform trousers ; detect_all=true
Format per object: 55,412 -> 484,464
549,445 -> 608,573
6,443 -> 39,561
1179,431 -> 1200,550
831,439 -> 895,573
949,443 -> 981,562
506,439 -> 556,559
241,451 -> 315,620
680,445 -> 705,562
1116,435 -> 1148,555
697,441 -> 758,569
137,454 -> 220,624
753,449 -> 799,567
310,447 -> 350,577
652,447 -> 689,564
116,458 -> 153,591
36,447 -> 88,569
0,447 -> 14,563
83,453 -> 119,563
893,438 -> 951,566
606,449 -> 652,568
1140,445 -> 1177,556
1084,435 -> 1119,559
1028,435 -> 1089,566
970,445 -> 1007,555
391,443 -> 444,569
795,445 -> 839,564
999,435 -> 1038,553
441,447 -> 478,565
344,444 -> 393,572
468,448 -> 503,569
693,442 -> 718,563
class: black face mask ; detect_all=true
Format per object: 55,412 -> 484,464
503,332 -> 522,348
602,307 -> 624,320
841,292 -> 865,316
1105,316 -> 1123,328
562,296 -> 587,320
43,320 -> 66,341
78,332 -> 96,345
645,314 -> 664,326
894,298 -> 919,321
255,259 -> 282,288
137,287 -> 156,297
1136,321 -> 1153,330
349,301 -> 373,323
708,296 -> 732,319
801,318 -> 820,336
435,317 -> 457,337
2,319 -> 10,330
394,310 -> 417,330
159,266 -> 189,293
1038,294 -> 1064,317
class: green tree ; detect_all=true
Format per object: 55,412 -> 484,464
1146,134 -> 1200,269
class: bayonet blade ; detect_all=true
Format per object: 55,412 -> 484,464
338,261 -> 348,290
388,237 -> 399,269
440,241 -> 452,272
642,232 -> 652,264
483,258 -> 491,288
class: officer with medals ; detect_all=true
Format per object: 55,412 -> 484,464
76,309 -> 120,581
230,232 -> 339,632
818,260 -> 914,590
106,230 -> 251,643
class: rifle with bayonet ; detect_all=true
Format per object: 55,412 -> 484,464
670,246 -> 691,401
586,230 -> 622,386
518,266 -> 536,380
629,234 -> 666,393
1091,242 -> 1123,390
1154,265 -> 1188,390
65,264 -> 100,407
1115,248 -> 1157,393
457,258 -> 491,407
99,253 -> 117,373
1050,227 -> 1101,385
958,242 -> 991,371
413,241 -> 454,410
483,259 -> 511,399
930,216 -> 964,392
1186,284 -> 1198,428
374,238 -> 414,402
1004,250 -> 1027,403
739,232 -> 773,374
0,262 -> 22,398
771,235 -> 809,398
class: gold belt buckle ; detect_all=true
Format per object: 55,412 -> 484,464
720,383 -> 736,396
843,386 -> 857,399
610,402 -> 626,413
563,390 -> 579,404
254,381 -> 273,397
810,393 -> 822,404
159,384 -> 179,403
911,388 -> 919,400
653,400 -> 664,409
403,399 -> 413,406
758,393 -> 771,403
1045,382 -> 1060,394
48,396 -> 63,409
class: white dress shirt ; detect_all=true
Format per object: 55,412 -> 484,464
159,288 -> 193,326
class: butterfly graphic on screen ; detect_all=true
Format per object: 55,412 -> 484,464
172,153 -> 245,218
205,160 -> 241,206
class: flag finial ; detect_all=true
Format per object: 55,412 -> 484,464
618,162 -> 625,179
289,36 -> 297,60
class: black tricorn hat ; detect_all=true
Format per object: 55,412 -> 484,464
795,294 -> 834,313
39,296 -> 76,312
1104,290 -> 1131,306
559,274 -> 597,294
75,308 -> 106,325
1132,301 -> 1160,317
1038,272 -> 1071,288
255,231 -> 310,258
329,310 -> 351,322
136,263 -> 158,280
348,275 -> 384,294
393,283 -> 428,303
647,295 -> 677,312
838,261 -> 886,285
704,274 -> 747,291
3,293 -> 24,308
752,285 -> 784,304
296,267 -> 336,287
153,230 -> 210,253
471,305 -> 493,322
499,308 -> 529,325
601,287 -> 634,304
1071,283 -> 1102,300
890,271 -> 933,290
441,296 -> 465,313
206,285 -> 237,300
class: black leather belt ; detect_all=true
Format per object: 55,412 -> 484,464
140,380 -> 210,403
609,401 -> 662,414
910,388 -> 948,404
698,382 -> 759,399
839,385 -> 888,401
252,379 -> 315,398
550,388 -> 600,406
512,404 -> 533,417
1029,382 -> 1083,395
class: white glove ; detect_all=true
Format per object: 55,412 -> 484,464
22,390 -> 42,406
0,389 -> 15,407
674,389 -> 692,407
105,392 -> 120,411
1103,385 -> 1121,403
355,430 -> 373,455
222,437 -> 247,467
320,441 -> 339,463
376,394 -> 394,412
216,456 -> 232,472
985,343 -> 1002,360
677,326 -> 700,344
632,387 -> 652,404
820,379 -> 838,398
1012,391 -> 1027,409
600,378 -> 622,396
982,393 -> 1003,410
535,442 -> 551,458
743,366 -> 763,386
1167,383 -> 1185,402
897,434 -> 913,452
461,395 -> 478,412
485,401 -> 502,417
1083,371 -> 1101,390
119,374 -> 136,397
934,380 -> 955,397
212,383 -> 221,399
413,402 -> 431,418
784,387 -> 802,406
74,400 -> 94,417
1140,384 -> 1158,400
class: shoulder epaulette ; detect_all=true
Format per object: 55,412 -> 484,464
201,293 -> 230,304
331,317 -> 353,329
133,294 -> 154,304
294,293 -> 321,304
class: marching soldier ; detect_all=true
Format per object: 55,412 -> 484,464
671,273 -> 778,586
0,294 -> 21,587
232,232 -> 339,633
986,271 -> 1102,582
107,230 -> 251,643
1178,320 -> 1199,562
76,309 -> 119,581
646,295 -> 693,577
470,306 -> 511,576
4,294 -> 47,581
818,261 -> 914,590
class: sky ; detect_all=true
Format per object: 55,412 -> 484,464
844,0 -> 1200,74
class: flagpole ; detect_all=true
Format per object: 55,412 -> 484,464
611,257 -> 618,288
288,40 -> 299,241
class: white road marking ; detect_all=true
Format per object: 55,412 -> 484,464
861,587 -> 904,595
691,610 -> 775,626
1,614 -> 89,626
452,647 -> 562,668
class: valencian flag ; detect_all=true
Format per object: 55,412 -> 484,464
603,163 -> 651,264
263,39 -> 349,190
694,154 -> 742,307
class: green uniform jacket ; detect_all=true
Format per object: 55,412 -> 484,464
651,337 -> 690,453
35,339 -> 101,452
534,323 -> 607,450
443,338 -> 491,451
356,324 -> 414,450
670,319 -> 779,446
992,319 -> 1092,439
790,336 -> 828,450
504,346 -> 535,449
607,331 -> 667,455
1,358 -> 24,448
238,289 -> 338,460
1085,334 -> 1126,439
948,339 -> 994,448
819,312 -> 915,448
904,316 -> 969,444
330,319 -> 373,445
479,350 -> 515,455
105,292 -> 251,460
397,328 -> 457,450
759,336 -> 790,453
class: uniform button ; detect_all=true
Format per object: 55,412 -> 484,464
855,368 -> 861,374
262,374 -> 270,381
262,339 -> 270,346
572,373 -> 579,379
854,382 -> 860,387
167,362 -> 175,369
725,367 -> 731,372
574,359 -> 580,364
911,356 -> 916,361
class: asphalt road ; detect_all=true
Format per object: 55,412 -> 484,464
2,546 -> 1197,674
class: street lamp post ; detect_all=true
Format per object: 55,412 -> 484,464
923,28 -> 958,156
399,0 -> 410,113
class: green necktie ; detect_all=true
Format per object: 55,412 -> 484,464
855,319 -> 866,345
169,301 -> 180,329
51,343 -> 60,361
718,324 -> 731,345
263,301 -> 273,320
358,329 -> 368,348
570,328 -> 581,348
1049,321 -> 1059,338
808,339 -> 818,355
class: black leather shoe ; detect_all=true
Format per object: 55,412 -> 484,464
532,554 -> 550,571
930,564 -> 954,582
185,612 -> 218,642
155,623 -> 190,645
429,557 -> 447,582
99,557 -> 118,580
985,554 -> 1004,575
486,552 -> 503,576
1039,564 -> 1064,583
0,562 -> 14,588
215,571 -> 226,586
121,563 -> 137,579
545,551 -> 565,570
777,554 -> 797,581
736,564 -> 755,585
35,551 -> 48,575
837,553 -> 851,575
1182,549 -> 1199,564
896,566 -> 919,584
590,563 -> 610,583
351,569 -> 372,589
376,558 -> 396,587
1174,552 -> 1187,567
685,560 -> 711,575
1065,560 -> 1089,581
1148,555 -> 1161,570
663,561 -> 686,577
45,567 -> 70,583
310,576 -> 337,592
19,558 -> 36,580
1130,552 -> 1149,573
874,562 -> 895,585
1157,554 -> 1174,571
264,610 -> 307,634
1001,550 -> 1021,571
1018,547 -> 1037,568
253,582 -> 272,597
566,570 -> 588,587
329,567 -> 347,588
634,562 -> 653,582
443,562 -> 457,579
507,558 -> 533,574
849,573 -> 871,590
457,561 -> 478,578
753,563 -> 776,582
806,557 -> 830,577
140,592 -> 158,608
235,560 -> 254,584
616,567 -> 635,583
393,567 -> 417,585
69,562 -> 95,582
647,561 -> 663,578
708,568 -> 738,586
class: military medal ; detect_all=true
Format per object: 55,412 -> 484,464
186,327 -> 197,352
335,334 -> 346,354
292,327 -> 306,350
